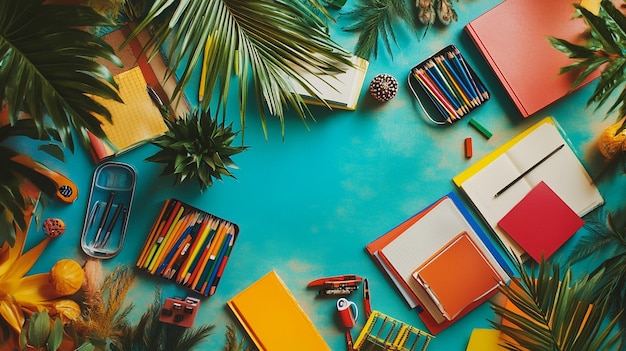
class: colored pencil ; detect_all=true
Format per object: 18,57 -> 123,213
194,222 -> 229,291
435,56 -> 475,109
200,225 -> 232,294
159,227 -> 193,277
144,201 -> 182,269
137,199 -> 238,296
440,54 -> 475,102
169,216 -> 210,280
137,199 -> 173,267
424,61 -> 465,116
151,211 -> 195,273
428,59 -> 469,113
414,68 -> 459,121
186,219 -> 219,287
153,213 -> 198,275
147,204 -> 185,272
177,216 -> 214,283
141,200 -> 179,268
208,230 -> 236,296
453,47 -> 489,101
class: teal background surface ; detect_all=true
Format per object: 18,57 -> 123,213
19,0 -> 626,350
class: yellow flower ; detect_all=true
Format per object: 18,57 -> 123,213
0,210 -> 84,332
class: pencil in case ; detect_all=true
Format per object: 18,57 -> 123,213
407,45 -> 490,125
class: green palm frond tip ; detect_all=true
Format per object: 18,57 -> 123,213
491,258 -> 623,351
550,0 -> 626,122
146,110 -> 248,192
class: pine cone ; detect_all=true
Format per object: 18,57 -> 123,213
369,74 -> 399,102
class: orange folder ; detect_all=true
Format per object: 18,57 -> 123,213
412,232 -> 502,321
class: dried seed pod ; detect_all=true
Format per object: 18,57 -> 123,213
369,74 -> 399,102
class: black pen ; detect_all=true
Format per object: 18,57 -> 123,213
147,85 -> 164,109
494,143 -> 565,197
97,204 -> 125,248
93,191 -> 115,246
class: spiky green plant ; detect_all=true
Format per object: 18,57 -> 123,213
549,0 -> 626,130
146,110 -> 248,192
125,0 -> 353,139
491,258 -> 623,351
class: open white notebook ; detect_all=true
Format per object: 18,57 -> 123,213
453,117 -> 603,261
288,55 -> 369,110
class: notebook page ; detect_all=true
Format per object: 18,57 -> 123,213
93,66 -> 168,151
459,155 -> 528,258
506,122 -> 603,215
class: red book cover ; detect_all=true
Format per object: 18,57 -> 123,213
497,181 -> 584,262
464,0 -> 601,118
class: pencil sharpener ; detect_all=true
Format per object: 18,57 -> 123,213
159,296 -> 200,328
80,161 -> 136,259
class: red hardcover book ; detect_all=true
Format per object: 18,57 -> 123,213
464,0 -> 601,118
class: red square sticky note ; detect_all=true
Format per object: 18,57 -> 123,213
497,181 -> 584,262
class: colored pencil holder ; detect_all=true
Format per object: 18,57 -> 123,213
136,199 -> 239,297
408,45 -> 490,126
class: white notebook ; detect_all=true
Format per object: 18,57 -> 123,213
453,117 -> 603,261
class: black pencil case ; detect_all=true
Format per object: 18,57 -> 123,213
407,45 -> 490,125
136,199 -> 239,297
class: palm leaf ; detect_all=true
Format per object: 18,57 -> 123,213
342,0 -> 415,60
491,258 -> 623,351
0,118 -> 62,247
0,0 -> 123,151
567,210 -> 626,334
551,1 -> 626,122
126,0 -> 353,139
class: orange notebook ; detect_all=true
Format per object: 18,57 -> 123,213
497,181 -> 584,262
365,192 -> 511,334
412,232 -> 502,321
465,0 -> 601,118
227,270 -> 331,351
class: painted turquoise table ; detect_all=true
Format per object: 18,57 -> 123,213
22,0 -> 626,350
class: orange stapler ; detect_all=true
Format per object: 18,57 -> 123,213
11,155 -> 78,203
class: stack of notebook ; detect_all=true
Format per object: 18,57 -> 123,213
453,117 -> 603,262
366,192 -> 511,334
